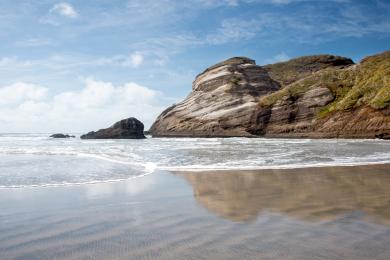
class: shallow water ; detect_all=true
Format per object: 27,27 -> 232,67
0,133 -> 390,187
0,166 -> 389,259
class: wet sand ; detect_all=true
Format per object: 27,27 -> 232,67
0,164 -> 390,259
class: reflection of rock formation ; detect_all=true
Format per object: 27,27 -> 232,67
177,165 -> 390,223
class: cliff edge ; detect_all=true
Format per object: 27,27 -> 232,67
150,51 -> 390,138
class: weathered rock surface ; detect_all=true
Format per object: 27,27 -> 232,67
50,133 -> 75,138
150,51 -> 390,138
81,117 -> 146,139
150,57 -> 280,137
253,51 -> 390,138
250,87 -> 335,135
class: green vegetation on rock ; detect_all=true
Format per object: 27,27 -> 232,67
264,54 -> 354,87
260,51 -> 390,116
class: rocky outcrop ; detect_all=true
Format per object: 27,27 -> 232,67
81,117 -> 146,139
253,51 -> 390,138
150,51 -> 390,138
249,87 -> 335,135
50,134 -> 75,138
150,57 -> 280,137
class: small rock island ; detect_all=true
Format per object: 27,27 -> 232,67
50,134 -> 75,138
81,117 -> 146,139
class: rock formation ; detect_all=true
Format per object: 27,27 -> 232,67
50,134 -> 75,138
150,51 -> 390,138
81,117 -> 146,139
254,51 -> 390,138
150,57 -> 280,137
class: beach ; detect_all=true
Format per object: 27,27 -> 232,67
1,1 -> 389,259
1,164 -> 389,259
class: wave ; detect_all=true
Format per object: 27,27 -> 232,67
159,160 -> 390,172
76,152 -> 156,171
0,136 -> 389,188
1,159 -> 389,189
0,171 -> 154,189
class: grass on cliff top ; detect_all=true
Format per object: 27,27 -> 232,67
336,51 -> 390,110
263,54 -> 353,87
259,51 -> 390,113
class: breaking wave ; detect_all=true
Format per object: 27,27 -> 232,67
0,134 -> 389,187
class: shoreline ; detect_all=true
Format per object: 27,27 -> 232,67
164,162 -> 390,172
0,164 -> 389,259
1,163 -> 389,190
149,133 -> 390,139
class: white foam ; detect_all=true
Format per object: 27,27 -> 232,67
0,134 -> 389,188
159,160 -> 390,172
0,171 -> 154,189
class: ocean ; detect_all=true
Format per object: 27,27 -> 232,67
1,133 -> 390,188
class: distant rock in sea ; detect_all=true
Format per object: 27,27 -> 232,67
50,134 -> 75,138
150,51 -> 390,138
81,117 -> 146,139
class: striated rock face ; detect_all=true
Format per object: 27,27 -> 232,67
81,117 -> 146,139
253,51 -> 390,138
251,87 -> 335,135
150,57 -> 280,137
150,51 -> 390,138
316,107 -> 390,139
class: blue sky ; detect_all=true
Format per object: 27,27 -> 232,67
0,0 -> 389,132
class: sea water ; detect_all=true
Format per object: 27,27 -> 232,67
0,133 -> 389,187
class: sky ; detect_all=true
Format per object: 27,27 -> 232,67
0,0 -> 389,133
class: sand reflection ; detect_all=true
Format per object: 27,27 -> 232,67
177,164 -> 390,223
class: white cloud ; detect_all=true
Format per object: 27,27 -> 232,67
0,82 -> 47,105
199,0 -> 350,6
41,2 -> 78,25
50,2 -> 78,18
199,0 -> 239,6
122,52 -> 144,68
15,38 -> 54,47
0,53 -> 149,81
123,0 -> 389,58
127,34 -> 202,65
207,18 -> 262,44
0,57 -> 31,67
270,0 -> 295,4
0,79 -> 166,132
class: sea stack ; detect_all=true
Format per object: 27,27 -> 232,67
150,51 -> 390,138
149,57 -> 280,137
81,117 -> 146,139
